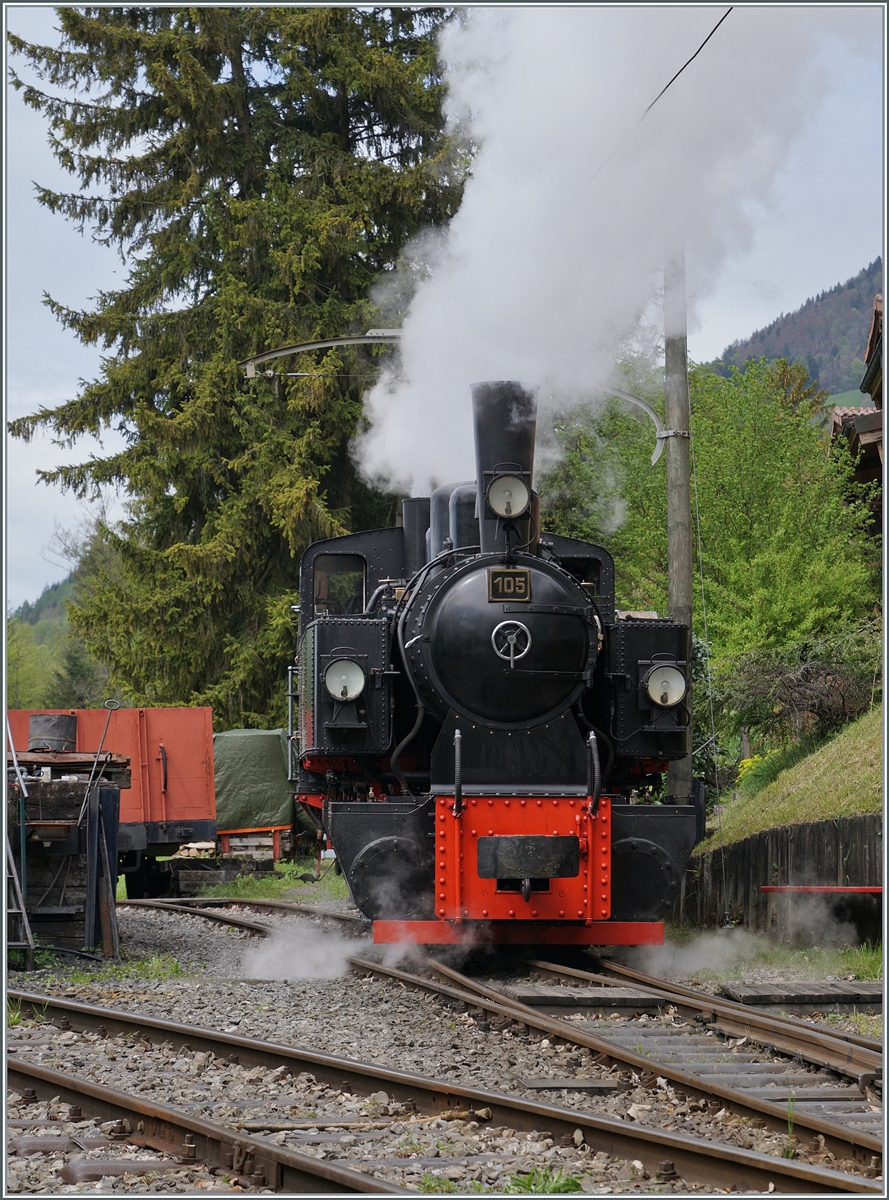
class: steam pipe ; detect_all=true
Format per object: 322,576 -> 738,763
453,729 -> 463,816
587,730 -> 602,816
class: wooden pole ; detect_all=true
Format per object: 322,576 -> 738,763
664,254 -> 694,802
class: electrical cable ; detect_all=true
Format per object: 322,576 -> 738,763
561,6 -> 733,214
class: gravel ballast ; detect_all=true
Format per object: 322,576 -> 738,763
7,906 -> 877,1194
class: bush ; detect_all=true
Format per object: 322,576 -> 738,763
717,616 -> 881,744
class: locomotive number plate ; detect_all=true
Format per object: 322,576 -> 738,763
488,568 -> 531,602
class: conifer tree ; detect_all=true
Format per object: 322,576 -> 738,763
8,6 -> 461,726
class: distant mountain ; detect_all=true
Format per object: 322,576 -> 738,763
16,574 -> 76,625
712,258 -> 882,395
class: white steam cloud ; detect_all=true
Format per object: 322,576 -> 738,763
238,925 -> 365,980
357,6 -> 878,494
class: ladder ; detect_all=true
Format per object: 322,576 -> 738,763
7,835 -> 35,971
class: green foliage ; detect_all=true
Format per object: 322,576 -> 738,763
196,856 -> 352,903
8,565 -> 116,710
5,616 -> 57,708
712,258 -> 882,394
16,576 -> 77,626
44,633 -> 112,708
718,616 -> 881,746
8,6 -> 463,727
504,1168 -> 584,1193
686,361 -> 877,659
63,953 -> 186,986
419,1176 -> 459,1194
541,358 -> 878,665
842,941 -> 883,983
736,740 -> 821,796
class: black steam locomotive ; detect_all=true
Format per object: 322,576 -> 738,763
290,381 -> 700,946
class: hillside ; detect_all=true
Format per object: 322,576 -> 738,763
712,258 -> 882,395
16,573 -> 76,625
696,705 -> 882,852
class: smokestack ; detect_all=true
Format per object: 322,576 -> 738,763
471,381 -> 538,552
402,497 -> 431,577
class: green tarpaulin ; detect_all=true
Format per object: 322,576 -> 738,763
213,728 -> 312,833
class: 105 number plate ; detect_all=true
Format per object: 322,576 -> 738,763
488,568 -> 531,602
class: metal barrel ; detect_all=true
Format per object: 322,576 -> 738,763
28,713 -> 77,753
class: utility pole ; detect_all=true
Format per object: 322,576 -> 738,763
663,254 -> 694,803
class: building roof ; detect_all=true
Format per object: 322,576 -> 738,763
831,406 -> 877,434
864,293 -> 882,366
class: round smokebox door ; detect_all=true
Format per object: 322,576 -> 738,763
347,836 -> 434,922
610,838 -> 679,922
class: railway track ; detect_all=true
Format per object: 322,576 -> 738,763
118,897 -> 883,1171
6,988 -> 880,1194
11,896 -> 879,1192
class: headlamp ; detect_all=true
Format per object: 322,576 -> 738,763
644,664 -> 687,708
324,659 -> 366,701
486,473 -> 531,519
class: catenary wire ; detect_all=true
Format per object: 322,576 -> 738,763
560,7 -> 733,214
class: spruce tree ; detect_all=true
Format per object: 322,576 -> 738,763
8,6 -> 461,726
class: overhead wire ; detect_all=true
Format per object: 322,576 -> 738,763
560,6 -> 733,215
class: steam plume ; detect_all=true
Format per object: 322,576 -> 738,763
357,6 -> 878,493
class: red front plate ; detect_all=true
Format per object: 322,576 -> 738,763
432,794 -> 611,924
372,920 -> 664,946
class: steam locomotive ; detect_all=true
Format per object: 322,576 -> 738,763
290,381 -> 700,946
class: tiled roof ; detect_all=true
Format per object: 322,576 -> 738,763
865,293 -> 882,365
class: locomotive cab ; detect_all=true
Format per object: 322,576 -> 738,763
292,381 -> 699,946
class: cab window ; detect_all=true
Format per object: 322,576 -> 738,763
313,554 -> 366,617
562,557 -> 601,599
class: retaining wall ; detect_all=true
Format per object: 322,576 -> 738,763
675,814 -> 882,939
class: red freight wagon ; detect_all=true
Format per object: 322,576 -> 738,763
8,707 -> 216,896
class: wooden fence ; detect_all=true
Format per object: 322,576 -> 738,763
674,814 -> 882,940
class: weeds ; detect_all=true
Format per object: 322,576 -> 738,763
819,1010 -> 882,1040
840,941 -> 882,981
419,1175 -> 459,1193
196,857 -> 351,904
504,1168 -> 583,1193
67,954 -> 185,986
7,999 -> 22,1027
781,1095 -> 796,1159
674,934 -> 883,984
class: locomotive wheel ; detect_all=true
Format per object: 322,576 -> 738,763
347,835 -> 434,922
610,837 -> 679,921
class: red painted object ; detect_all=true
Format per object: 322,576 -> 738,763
760,886 -> 882,893
433,794 -> 611,924
373,920 -> 664,946
8,707 -> 216,849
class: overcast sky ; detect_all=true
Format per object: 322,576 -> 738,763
3,3 -> 885,612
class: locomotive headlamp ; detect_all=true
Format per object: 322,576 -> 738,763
324,658 -> 366,701
644,664 -> 687,708
486,473 -> 531,519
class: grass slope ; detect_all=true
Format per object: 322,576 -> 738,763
698,704 -> 882,851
